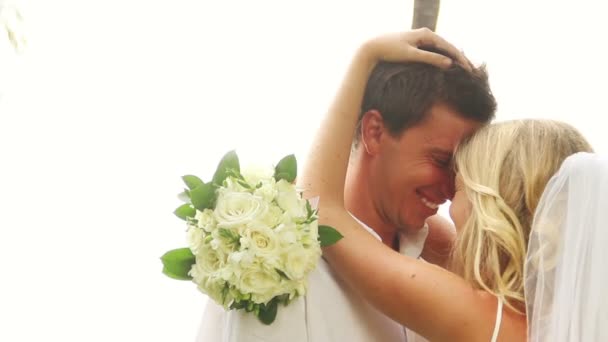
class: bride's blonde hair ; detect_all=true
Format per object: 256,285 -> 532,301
450,119 -> 592,313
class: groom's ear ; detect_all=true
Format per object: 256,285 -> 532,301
360,110 -> 385,156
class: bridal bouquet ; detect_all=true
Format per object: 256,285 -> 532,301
161,151 -> 342,324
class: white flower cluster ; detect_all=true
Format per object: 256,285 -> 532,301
187,166 -> 321,307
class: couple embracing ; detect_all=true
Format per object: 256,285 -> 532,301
197,29 -> 606,342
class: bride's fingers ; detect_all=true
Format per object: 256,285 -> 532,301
412,28 -> 472,71
406,47 -> 454,68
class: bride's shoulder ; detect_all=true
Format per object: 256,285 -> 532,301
492,296 -> 526,342
468,292 -> 526,342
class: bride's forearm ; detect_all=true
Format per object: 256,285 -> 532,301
298,45 -> 376,203
322,218 -> 495,342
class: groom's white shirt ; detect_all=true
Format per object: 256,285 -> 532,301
196,216 -> 429,342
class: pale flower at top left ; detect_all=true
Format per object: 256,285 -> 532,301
0,0 -> 25,99
0,0 -> 25,52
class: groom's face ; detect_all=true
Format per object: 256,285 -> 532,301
370,103 -> 481,232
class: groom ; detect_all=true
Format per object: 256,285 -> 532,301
196,47 -> 496,342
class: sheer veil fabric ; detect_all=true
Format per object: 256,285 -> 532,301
525,152 -> 608,341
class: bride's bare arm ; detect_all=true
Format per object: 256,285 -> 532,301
298,29 -> 518,342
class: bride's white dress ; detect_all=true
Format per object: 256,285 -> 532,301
196,216 -> 430,342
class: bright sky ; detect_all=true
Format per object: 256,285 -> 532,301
1,0 -> 607,341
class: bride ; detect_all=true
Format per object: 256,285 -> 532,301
300,28 -> 604,341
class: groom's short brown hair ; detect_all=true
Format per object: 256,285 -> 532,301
353,48 -> 497,147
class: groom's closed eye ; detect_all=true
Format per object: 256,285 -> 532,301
430,150 -> 453,168
433,157 -> 451,168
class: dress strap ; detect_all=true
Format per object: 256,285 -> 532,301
490,297 -> 503,342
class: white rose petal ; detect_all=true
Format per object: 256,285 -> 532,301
237,264 -> 282,304
228,250 -> 255,267
187,226 -> 205,254
241,225 -> 281,267
282,245 -> 321,281
298,221 -> 321,248
214,191 -> 268,230
254,181 -> 278,203
256,204 -> 283,229
193,273 -> 227,307
277,229 -> 298,246
195,209 -> 217,232
223,177 -> 248,192
241,165 -> 275,187
275,180 -> 307,219
210,229 -> 235,254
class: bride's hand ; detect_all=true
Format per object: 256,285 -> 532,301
361,28 -> 471,70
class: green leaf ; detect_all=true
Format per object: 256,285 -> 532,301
236,178 -> 253,190
221,285 -> 230,305
230,300 -> 247,310
212,150 -> 240,186
177,189 -> 191,203
190,183 -> 217,210
318,225 -> 344,247
274,154 -> 297,183
218,228 -> 240,245
277,293 -> 290,306
305,200 -> 316,219
173,203 -> 196,221
160,248 -> 196,280
182,175 -> 204,190
258,298 -> 279,325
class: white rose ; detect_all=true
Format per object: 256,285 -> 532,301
278,279 -> 307,301
214,191 -> 268,230
228,250 -> 255,267
187,226 -> 205,254
210,235 -> 230,253
281,244 -> 321,281
237,263 -> 283,304
278,230 -> 298,246
274,221 -> 298,246
222,176 -> 248,192
297,220 -> 321,248
307,220 -> 319,239
289,281 -> 307,299
240,225 -> 281,267
195,209 -> 216,232
241,165 -> 275,187
256,204 -> 283,229
209,228 -> 239,254
275,180 -> 307,219
253,181 -> 278,203
193,242 -> 226,274
193,273 -> 227,307
225,250 -> 251,281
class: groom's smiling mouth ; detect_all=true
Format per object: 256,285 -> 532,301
417,192 -> 442,210
421,196 -> 439,210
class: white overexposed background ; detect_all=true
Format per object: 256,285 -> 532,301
0,0 -> 606,341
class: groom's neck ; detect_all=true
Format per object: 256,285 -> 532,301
344,153 -> 399,250
370,224 -> 399,250
347,204 -> 399,250
344,190 -> 398,251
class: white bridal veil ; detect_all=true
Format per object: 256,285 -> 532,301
525,152 -> 608,341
